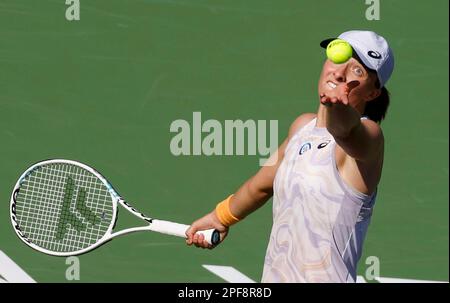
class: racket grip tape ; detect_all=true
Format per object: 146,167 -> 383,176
149,219 -> 220,245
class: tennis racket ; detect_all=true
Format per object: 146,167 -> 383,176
10,159 -> 220,256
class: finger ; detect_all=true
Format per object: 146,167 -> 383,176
341,94 -> 349,105
198,238 -> 209,249
203,239 -> 211,249
331,97 -> 338,103
195,233 -> 207,248
346,80 -> 360,93
193,233 -> 199,245
321,96 -> 330,104
197,233 -> 205,243
187,224 -> 201,245
185,227 -> 194,244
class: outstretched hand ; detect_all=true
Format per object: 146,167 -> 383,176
320,80 -> 360,106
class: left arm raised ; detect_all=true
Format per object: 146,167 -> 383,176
325,104 -> 383,161
321,82 -> 384,161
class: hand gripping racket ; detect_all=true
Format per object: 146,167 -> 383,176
10,159 -> 220,256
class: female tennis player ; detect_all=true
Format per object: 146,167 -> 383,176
186,30 -> 394,283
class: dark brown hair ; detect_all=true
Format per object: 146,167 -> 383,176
363,76 -> 390,124
353,52 -> 391,124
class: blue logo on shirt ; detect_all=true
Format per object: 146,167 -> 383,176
299,142 -> 311,155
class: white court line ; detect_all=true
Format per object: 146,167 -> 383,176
202,265 -> 256,283
356,275 -> 367,283
0,250 -> 36,283
203,265 -> 448,284
376,277 -> 448,283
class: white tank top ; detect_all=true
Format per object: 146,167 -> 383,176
262,118 -> 377,283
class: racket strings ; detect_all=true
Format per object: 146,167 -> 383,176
14,163 -> 114,253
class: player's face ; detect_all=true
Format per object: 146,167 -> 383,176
318,57 -> 381,109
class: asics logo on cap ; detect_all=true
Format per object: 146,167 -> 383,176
368,50 -> 382,59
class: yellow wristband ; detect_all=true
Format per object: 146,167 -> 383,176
215,195 -> 240,227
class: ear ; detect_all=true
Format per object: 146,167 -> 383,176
365,88 -> 381,102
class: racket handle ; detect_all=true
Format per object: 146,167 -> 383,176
149,219 -> 220,246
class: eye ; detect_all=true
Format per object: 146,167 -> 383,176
352,67 -> 364,77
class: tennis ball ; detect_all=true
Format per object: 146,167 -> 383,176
326,39 -> 353,64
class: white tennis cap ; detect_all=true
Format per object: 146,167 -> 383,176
320,30 -> 395,87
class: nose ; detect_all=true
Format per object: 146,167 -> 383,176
333,65 -> 347,83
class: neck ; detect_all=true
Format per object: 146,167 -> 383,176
315,104 -> 328,128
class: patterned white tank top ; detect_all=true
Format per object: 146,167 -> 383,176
262,117 -> 376,283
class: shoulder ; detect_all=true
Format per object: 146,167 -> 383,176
288,113 -> 317,138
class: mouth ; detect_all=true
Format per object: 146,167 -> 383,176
326,81 -> 337,89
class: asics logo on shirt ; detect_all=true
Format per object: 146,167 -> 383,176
299,143 -> 312,155
317,140 -> 331,149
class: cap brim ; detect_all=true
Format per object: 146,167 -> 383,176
320,38 -> 337,48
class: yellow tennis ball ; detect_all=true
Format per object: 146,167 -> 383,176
326,39 -> 353,64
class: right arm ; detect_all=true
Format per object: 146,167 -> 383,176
186,113 -> 316,248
